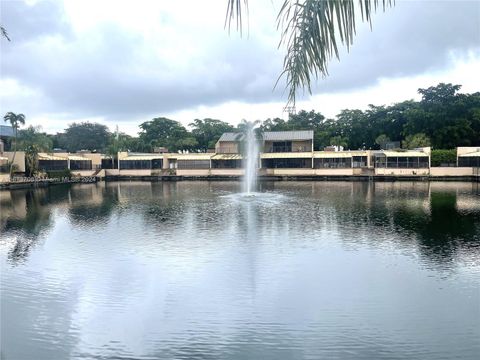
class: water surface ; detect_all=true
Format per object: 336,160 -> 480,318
1,181 -> 479,359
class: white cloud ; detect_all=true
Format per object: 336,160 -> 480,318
1,0 -> 479,135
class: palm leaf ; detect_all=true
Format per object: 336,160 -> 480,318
226,0 -> 394,105
1,26 -> 10,41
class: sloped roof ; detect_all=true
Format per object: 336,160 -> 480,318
121,153 -> 164,161
211,154 -> 242,160
217,132 -> 244,142
458,150 -> 480,157
68,155 -> 92,161
38,153 -> 68,161
263,130 -> 314,141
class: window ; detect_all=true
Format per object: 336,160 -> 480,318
262,158 -> 311,168
119,160 -> 151,169
101,158 -> 118,169
177,160 -> 210,169
152,159 -> 163,169
70,160 -> 92,170
212,160 -> 242,168
314,158 -> 352,168
38,160 -> 68,171
352,156 -> 367,168
271,141 -> 292,153
458,157 -> 480,167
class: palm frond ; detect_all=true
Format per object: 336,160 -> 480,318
1,26 -> 11,41
225,0 -> 249,35
278,0 -> 393,105
225,0 -> 394,105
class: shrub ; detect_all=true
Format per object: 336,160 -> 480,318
46,169 -> 72,179
431,149 -> 457,167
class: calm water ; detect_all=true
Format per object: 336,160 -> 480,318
1,181 -> 479,360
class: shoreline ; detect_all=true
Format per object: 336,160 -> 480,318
1,174 -> 478,190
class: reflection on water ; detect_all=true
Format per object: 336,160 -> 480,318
1,181 -> 479,360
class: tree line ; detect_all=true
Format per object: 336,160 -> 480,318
4,83 -> 480,158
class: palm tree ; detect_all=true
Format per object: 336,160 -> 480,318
226,0 -> 394,105
4,112 -> 26,176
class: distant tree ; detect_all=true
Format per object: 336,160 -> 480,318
3,112 -> 26,175
260,110 -> 333,149
289,110 -> 326,130
402,133 -> 431,149
259,117 -> 289,132
403,83 -> 480,148
62,122 -> 111,152
139,117 -> 197,152
375,134 -> 390,149
329,135 -> 348,149
334,109 -> 367,149
24,144 -> 40,177
190,118 -> 234,151
418,83 -> 461,104
17,126 -> 53,152
431,149 -> 457,167
16,126 -> 53,177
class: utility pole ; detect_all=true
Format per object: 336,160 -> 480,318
283,105 -> 296,119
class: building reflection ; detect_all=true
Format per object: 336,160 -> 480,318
1,181 -> 479,267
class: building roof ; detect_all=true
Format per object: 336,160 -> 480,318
314,152 -> 356,158
261,152 -> 313,159
377,151 -> 429,157
211,154 -> 242,160
0,125 -> 15,137
458,150 -> 480,157
121,153 -> 164,161
314,150 -> 369,158
263,130 -> 314,141
38,153 -> 68,161
68,155 -> 91,161
217,132 -> 244,142
169,153 -> 213,160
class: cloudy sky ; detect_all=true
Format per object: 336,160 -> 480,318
1,0 -> 479,135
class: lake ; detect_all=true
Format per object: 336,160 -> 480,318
1,181 -> 479,360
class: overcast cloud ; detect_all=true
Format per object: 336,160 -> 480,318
0,0 -> 479,134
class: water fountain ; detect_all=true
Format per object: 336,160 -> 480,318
224,120 -> 284,204
243,121 -> 259,194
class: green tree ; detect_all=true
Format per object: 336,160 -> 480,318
227,0 -> 394,104
259,117 -> 289,132
334,109 -> 367,149
16,126 -> 53,176
402,133 -> 431,149
24,144 -> 40,177
375,134 -> 390,149
431,149 -> 457,167
17,126 -> 53,152
3,112 -> 26,176
61,122 -> 111,152
139,117 -> 197,152
329,135 -> 348,148
190,118 -> 234,151
403,83 -> 480,148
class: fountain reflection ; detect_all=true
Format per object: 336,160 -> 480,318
1,181 -> 479,360
1,181 -> 479,269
